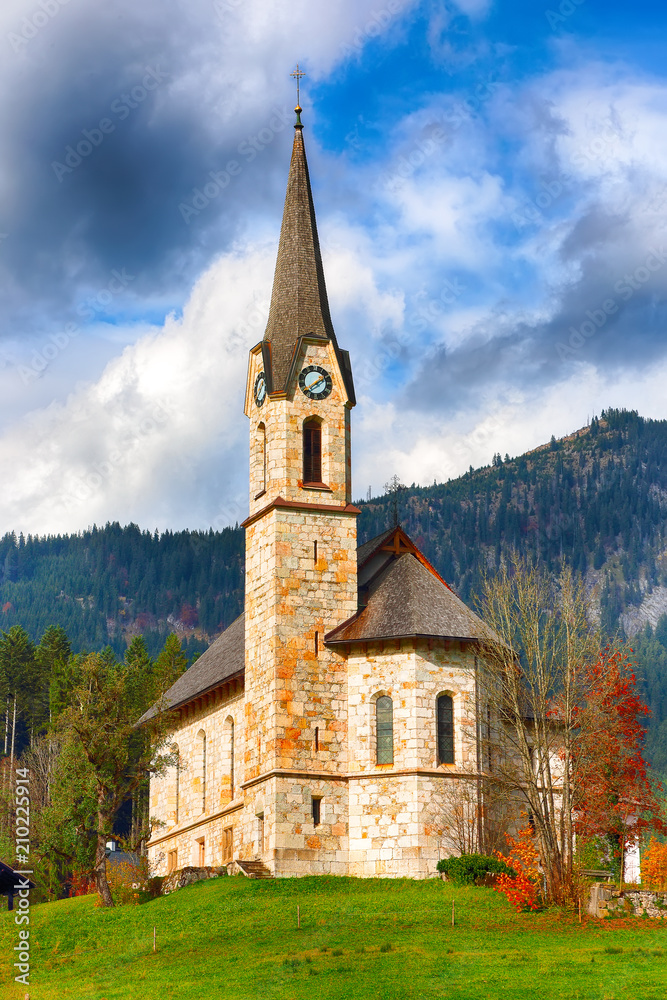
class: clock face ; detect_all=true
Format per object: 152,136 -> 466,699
299,365 -> 332,400
254,372 -> 267,407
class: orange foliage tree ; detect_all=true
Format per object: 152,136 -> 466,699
494,821 -> 541,912
640,838 -> 667,891
571,647 -> 666,874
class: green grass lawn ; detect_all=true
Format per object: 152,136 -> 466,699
1,876 -> 666,999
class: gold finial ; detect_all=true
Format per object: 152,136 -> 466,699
290,63 -> 305,124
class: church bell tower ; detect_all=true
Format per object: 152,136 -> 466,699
241,101 -> 358,874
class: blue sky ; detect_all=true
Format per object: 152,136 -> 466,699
0,0 -> 666,533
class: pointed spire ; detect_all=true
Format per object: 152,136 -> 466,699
262,107 -> 338,392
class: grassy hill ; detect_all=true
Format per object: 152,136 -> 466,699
2,876 -> 667,999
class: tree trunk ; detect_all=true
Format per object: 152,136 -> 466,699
95,797 -> 114,907
9,694 -> 17,773
3,697 -> 8,756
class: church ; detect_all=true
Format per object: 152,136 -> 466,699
141,102 -> 491,879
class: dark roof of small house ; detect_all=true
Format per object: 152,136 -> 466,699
0,860 -> 35,894
137,613 -> 245,724
325,551 -> 488,645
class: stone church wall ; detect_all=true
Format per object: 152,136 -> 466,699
147,686 -> 244,876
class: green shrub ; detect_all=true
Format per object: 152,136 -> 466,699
436,854 -> 517,884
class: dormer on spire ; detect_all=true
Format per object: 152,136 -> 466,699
261,107 -> 354,401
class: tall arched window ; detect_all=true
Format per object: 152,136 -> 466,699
172,744 -> 180,824
229,720 -> 235,798
258,423 -> 266,492
437,695 -> 455,764
376,696 -> 394,765
303,418 -> 322,485
196,730 -> 206,814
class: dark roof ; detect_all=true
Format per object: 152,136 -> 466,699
325,552 -> 488,645
137,613 -> 245,724
357,527 -> 394,567
262,117 -> 354,403
0,860 -> 35,894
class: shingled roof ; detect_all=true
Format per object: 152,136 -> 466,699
325,548 -> 488,645
262,111 -> 354,403
137,613 -> 245,724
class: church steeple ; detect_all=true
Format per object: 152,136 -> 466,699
262,108 -> 340,394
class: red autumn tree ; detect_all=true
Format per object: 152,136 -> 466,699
572,646 -> 665,867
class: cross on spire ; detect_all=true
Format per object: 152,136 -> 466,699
290,63 -> 305,108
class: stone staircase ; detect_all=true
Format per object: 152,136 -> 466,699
235,859 -> 273,879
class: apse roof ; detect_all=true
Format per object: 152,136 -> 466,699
325,550 -> 488,645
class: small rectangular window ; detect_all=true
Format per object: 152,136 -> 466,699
314,631 -> 319,655
222,827 -> 233,863
167,849 -> 178,873
315,726 -> 319,751
313,540 -> 318,564
312,797 -> 322,826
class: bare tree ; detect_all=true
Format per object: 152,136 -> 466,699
474,558 -> 600,904
439,772 -> 514,857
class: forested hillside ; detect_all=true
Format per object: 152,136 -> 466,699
1,407 -> 667,767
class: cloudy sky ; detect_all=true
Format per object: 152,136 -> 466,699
0,0 -> 666,535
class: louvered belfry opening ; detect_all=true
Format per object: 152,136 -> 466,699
303,418 -> 322,484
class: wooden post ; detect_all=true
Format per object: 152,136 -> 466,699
297,905 -> 301,929
578,899 -> 581,924
153,926 -> 156,952
451,900 -> 455,927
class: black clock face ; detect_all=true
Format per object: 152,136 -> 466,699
298,365 -> 332,400
254,372 -> 267,406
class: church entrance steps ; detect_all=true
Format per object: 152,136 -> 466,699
236,859 -> 273,879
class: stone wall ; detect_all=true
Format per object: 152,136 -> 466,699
147,685 -> 244,876
590,883 -> 667,919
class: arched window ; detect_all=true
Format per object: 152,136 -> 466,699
258,423 -> 266,492
303,418 -> 322,485
229,719 -> 235,798
222,716 -> 235,804
172,744 -> 180,824
376,696 -> 394,765
437,695 -> 455,764
196,730 -> 206,814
